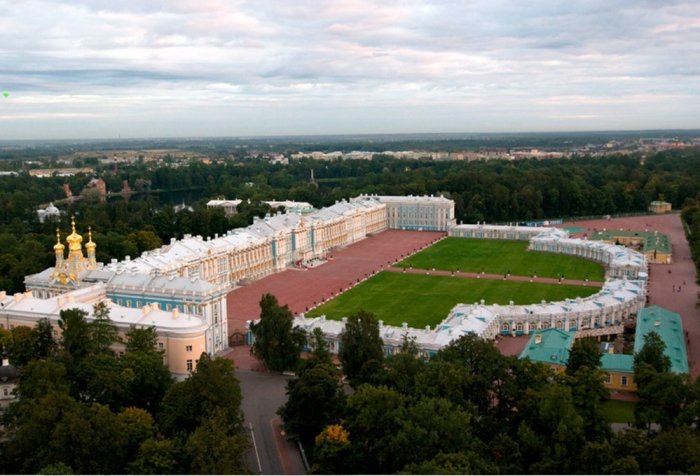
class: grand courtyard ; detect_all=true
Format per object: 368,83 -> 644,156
227,230 -> 604,331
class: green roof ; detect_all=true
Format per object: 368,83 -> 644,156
519,328 -> 574,366
591,229 -> 671,254
634,306 -> 689,374
600,353 -> 634,373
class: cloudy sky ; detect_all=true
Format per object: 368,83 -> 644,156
1,0 -> 699,139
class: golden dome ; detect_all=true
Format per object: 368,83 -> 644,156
85,227 -> 96,251
66,216 -> 83,253
53,228 -> 65,252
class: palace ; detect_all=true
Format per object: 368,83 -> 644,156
11,194 -> 453,375
5,193 -> 652,375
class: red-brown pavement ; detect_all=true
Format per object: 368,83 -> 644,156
226,229 -> 445,331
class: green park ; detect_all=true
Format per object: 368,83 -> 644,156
306,271 -> 599,328
397,237 -> 605,281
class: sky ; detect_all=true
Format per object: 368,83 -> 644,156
1,0 -> 699,140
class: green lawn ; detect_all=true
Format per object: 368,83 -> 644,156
306,271 -> 600,328
397,238 -> 605,281
601,399 -> 636,423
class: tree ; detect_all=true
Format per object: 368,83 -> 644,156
7,325 -> 35,366
129,438 -> 181,475
117,407 -> 155,456
345,385 -> 406,473
400,451 -> 496,475
634,330 -> 671,376
644,427 -> 700,474
32,317 -> 57,360
389,397 -> 475,472
384,337 -> 424,396
306,327 -> 332,367
90,301 -> 119,354
121,326 -> 173,413
14,358 -> 70,401
517,383 -> 586,474
566,367 -> 611,441
58,308 -> 93,367
338,310 -> 385,387
125,326 -> 159,354
3,392 -> 86,473
159,353 -> 244,439
311,424 -> 354,474
185,408 -> 249,474
566,337 -> 601,375
635,371 -> 689,430
250,293 -> 305,371
278,362 -> 345,444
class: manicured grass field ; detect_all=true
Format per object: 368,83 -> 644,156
306,272 -> 599,328
397,238 -> 605,281
601,399 -> 636,423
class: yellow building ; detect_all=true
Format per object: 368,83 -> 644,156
649,200 -> 672,214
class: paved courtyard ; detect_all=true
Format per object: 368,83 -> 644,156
226,229 -> 444,331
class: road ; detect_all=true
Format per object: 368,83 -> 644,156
237,370 -> 306,475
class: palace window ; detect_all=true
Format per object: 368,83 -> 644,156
621,376 -> 628,387
604,374 -> 612,384
158,342 -> 164,351
186,360 -> 193,372
186,345 -> 193,352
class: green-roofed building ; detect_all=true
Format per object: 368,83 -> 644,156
600,353 -> 635,391
634,305 -> 689,374
591,229 -> 672,264
519,305 -> 688,392
519,328 -> 575,372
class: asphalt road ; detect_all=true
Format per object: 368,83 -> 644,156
237,370 -> 306,475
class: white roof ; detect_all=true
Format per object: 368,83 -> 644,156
2,284 -> 207,335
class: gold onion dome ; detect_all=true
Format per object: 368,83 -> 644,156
53,229 -> 64,252
85,227 -> 96,252
66,216 -> 83,252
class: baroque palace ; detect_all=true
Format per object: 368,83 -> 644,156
4,195 -> 454,377
1,193 -> 649,377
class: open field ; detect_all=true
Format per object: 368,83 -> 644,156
602,399 -> 636,423
397,238 -> 605,280
306,272 -> 599,328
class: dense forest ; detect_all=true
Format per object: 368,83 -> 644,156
0,149 -> 699,294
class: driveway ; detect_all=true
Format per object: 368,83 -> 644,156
237,369 -> 306,475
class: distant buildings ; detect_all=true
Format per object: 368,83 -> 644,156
206,199 -> 242,216
28,167 -> 94,177
36,203 -> 61,223
649,200 -> 672,214
591,229 -> 672,265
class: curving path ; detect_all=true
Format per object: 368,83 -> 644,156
386,266 -> 604,287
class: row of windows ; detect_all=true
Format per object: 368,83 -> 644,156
605,374 -> 630,386
113,298 -> 201,315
